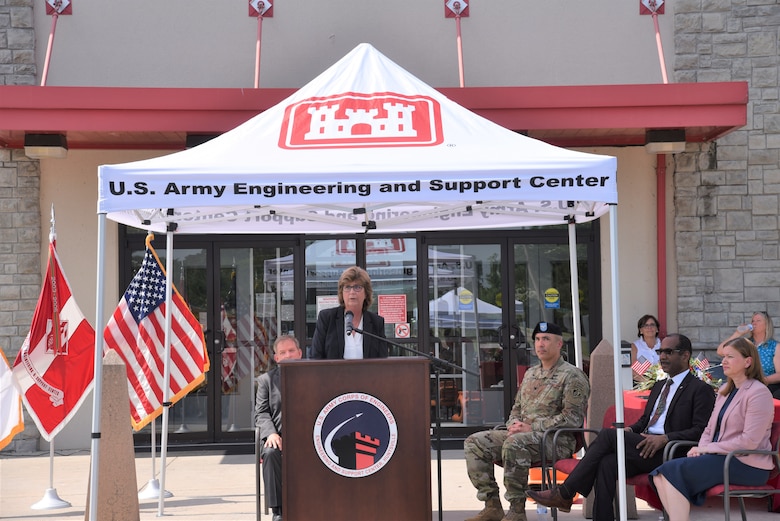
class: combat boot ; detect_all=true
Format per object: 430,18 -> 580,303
501,499 -> 527,521
465,496 -> 504,521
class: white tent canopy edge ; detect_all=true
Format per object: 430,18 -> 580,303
90,43 -> 627,521
97,43 -> 616,234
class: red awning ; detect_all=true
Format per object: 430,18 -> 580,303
0,82 -> 747,150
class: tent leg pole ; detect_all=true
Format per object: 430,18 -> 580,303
609,205 -> 628,521
88,213 -> 108,521
567,220 -> 583,369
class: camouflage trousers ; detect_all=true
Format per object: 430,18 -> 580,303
464,429 -> 574,503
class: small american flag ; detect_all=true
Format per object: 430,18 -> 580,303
631,355 -> 652,375
693,353 -> 710,370
103,235 -> 209,431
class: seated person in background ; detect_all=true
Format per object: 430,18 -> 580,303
651,337 -> 774,521
254,335 -> 302,521
310,266 -> 387,359
463,322 -> 590,521
718,311 -> 780,397
632,314 -> 661,380
529,333 -> 716,521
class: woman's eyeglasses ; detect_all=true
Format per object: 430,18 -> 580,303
641,323 -> 658,329
343,285 -> 364,292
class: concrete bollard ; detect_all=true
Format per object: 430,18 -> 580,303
85,350 -> 140,521
581,339 -> 638,519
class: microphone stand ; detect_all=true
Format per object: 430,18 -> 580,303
350,325 -> 478,521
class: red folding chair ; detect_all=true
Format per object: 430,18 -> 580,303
703,421 -> 780,521
545,404 -> 645,520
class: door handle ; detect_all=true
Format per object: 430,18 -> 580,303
509,325 -> 520,349
498,325 -> 519,349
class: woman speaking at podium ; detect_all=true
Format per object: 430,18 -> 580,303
311,266 -> 388,359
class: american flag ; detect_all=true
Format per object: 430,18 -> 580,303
631,355 -> 652,376
693,353 -> 710,371
103,235 -> 209,431
12,232 -> 95,441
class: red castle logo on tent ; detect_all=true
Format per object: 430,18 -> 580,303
279,92 -> 443,149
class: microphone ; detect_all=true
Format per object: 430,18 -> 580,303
345,310 -> 354,336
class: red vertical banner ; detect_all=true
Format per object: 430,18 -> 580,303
45,0 -> 72,15
249,0 -> 273,17
445,0 -> 469,18
640,0 -> 664,15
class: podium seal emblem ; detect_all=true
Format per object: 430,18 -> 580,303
313,392 -> 398,477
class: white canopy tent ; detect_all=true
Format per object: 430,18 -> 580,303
98,45 -> 616,233
92,43 -> 627,521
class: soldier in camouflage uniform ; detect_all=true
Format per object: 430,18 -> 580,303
463,322 -> 590,521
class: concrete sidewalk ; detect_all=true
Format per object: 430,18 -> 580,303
0,449 -> 776,521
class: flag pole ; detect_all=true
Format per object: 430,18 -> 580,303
30,207 -> 70,510
49,207 -> 62,390
138,419 -> 172,499
157,230 -> 175,516
254,14 -> 263,88
31,437 -> 71,509
40,13 -> 58,86
651,9 -> 669,84
455,11 -> 465,87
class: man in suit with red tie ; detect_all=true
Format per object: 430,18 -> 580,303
528,333 -> 716,521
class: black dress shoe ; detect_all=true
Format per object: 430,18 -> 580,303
527,487 -> 573,513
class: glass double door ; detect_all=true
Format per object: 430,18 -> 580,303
427,235 -> 594,429
216,244 -> 297,438
126,235 -> 299,445
125,228 -> 597,445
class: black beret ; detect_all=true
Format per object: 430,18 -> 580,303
532,321 -> 563,340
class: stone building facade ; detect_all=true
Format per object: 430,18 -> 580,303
674,0 -> 780,348
1,0 -> 41,451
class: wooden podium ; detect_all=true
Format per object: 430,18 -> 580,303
281,357 -> 432,521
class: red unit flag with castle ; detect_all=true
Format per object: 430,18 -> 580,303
12,235 -> 94,440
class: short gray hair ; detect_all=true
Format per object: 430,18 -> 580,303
272,335 -> 300,354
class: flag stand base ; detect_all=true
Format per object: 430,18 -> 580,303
138,478 -> 173,500
31,488 -> 71,510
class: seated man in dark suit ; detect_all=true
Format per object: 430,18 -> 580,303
254,335 -> 302,521
528,333 -> 716,521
